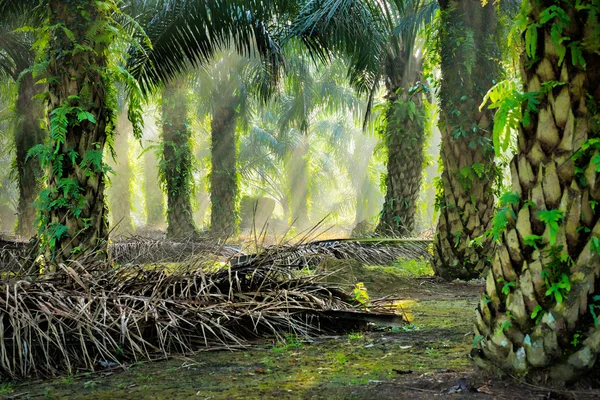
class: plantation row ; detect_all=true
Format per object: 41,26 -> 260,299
0,0 -> 598,382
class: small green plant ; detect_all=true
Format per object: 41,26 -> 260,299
500,320 -> 512,333
540,246 -> 572,304
261,357 -> 274,367
400,323 -> 421,332
571,333 -> 582,347
537,209 -> 564,245
589,295 -> 600,327
472,335 -> 484,348
488,192 -> 520,242
499,312 -> 515,334
59,375 -> 74,385
498,277 -> 515,295
334,352 -> 347,365
523,234 -> 543,249
530,305 -> 544,324
83,381 -> 97,389
426,347 -> 441,358
271,333 -> 303,353
137,374 -> 152,381
351,282 -> 370,307
0,383 -> 14,394
348,332 -> 363,340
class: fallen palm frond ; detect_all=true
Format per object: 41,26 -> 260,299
0,235 -> 431,271
0,238 -> 31,272
231,238 -> 433,269
0,261 -> 403,379
0,235 -> 242,272
109,235 -> 243,264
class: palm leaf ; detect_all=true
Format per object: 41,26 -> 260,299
127,0 -> 292,96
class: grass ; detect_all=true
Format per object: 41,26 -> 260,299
391,257 -> 434,277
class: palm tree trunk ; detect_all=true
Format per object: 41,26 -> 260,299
472,0 -> 600,381
376,61 -> 426,236
15,71 -> 44,238
287,138 -> 310,230
432,0 -> 500,279
162,79 -> 196,239
210,103 -> 239,237
108,112 -> 133,235
144,138 -> 164,228
41,0 -> 113,263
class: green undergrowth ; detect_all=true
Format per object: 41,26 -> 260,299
7,293 -> 478,400
391,258 -> 434,277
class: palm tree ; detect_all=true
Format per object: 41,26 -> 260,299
107,107 -> 134,235
239,54 -> 372,229
431,0 -> 501,279
471,0 -> 600,380
140,106 -> 166,228
192,51 -> 251,237
0,16 -> 45,238
290,0 -> 436,236
0,77 -> 18,231
161,76 -> 196,239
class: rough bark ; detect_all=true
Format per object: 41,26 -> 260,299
15,72 -> 44,238
210,102 -> 238,237
144,137 -> 165,227
433,0 -> 500,279
107,111 -> 133,235
162,79 -> 196,240
471,0 -> 600,381
376,53 -> 425,236
42,0 -> 113,263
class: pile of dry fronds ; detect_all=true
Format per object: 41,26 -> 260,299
0,236 -> 239,272
0,261 -> 397,379
231,238 -> 432,268
109,235 -> 241,264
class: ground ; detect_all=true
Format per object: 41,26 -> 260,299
2,263 -> 598,399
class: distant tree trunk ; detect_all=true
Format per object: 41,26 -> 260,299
108,112 -> 133,235
376,53 -> 425,237
162,79 -> 196,239
41,0 -> 113,263
287,137 -> 310,230
15,71 -> 44,238
210,101 -> 239,237
472,0 -> 600,381
432,0 -> 500,279
144,139 -> 164,227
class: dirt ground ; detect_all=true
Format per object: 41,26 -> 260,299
3,266 -> 600,399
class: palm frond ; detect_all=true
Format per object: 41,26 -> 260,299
287,0 -> 384,95
393,0 -> 438,56
128,0 -> 290,97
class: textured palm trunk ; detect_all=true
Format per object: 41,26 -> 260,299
376,55 -> 426,236
162,79 -> 196,240
287,139 -> 310,230
472,1 -> 600,381
432,0 -> 500,279
42,1 -> 112,263
15,72 -> 44,238
108,112 -> 133,235
210,102 -> 239,237
144,138 -> 165,227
